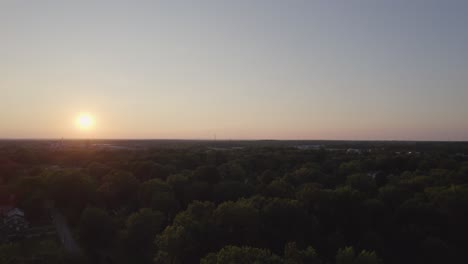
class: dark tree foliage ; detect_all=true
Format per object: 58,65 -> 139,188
124,208 -> 165,264
201,245 -> 283,264
2,141 -> 468,263
79,207 -> 117,252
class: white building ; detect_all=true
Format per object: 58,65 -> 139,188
0,208 -> 29,242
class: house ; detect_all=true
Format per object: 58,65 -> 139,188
0,207 -> 29,242
4,208 -> 29,231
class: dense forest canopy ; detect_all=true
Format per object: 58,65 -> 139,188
1,140 -> 468,264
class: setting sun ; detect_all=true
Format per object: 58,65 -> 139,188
76,113 -> 94,130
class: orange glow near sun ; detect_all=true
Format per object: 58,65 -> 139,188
76,113 -> 95,130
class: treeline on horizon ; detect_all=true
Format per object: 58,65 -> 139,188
1,142 -> 468,264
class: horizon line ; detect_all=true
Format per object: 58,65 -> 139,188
0,137 -> 467,143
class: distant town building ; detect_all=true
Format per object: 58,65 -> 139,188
49,138 -> 65,151
346,148 -> 363,154
296,145 -> 323,150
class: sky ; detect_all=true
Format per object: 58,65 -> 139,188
1,0 -> 468,140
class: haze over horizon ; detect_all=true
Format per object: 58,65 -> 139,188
1,1 -> 468,141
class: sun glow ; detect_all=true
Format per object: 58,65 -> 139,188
76,113 -> 95,130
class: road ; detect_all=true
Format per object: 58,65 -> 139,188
50,209 -> 82,256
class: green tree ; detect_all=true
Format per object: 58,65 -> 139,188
214,200 -> 260,245
336,247 -> 382,264
284,242 -> 321,264
346,174 -> 376,193
193,165 -> 220,184
139,179 -> 179,217
258,170 -> 279,185
98,170 -> 138,209
213,181 -> 254,203
339,161 -> 361,176
45,169 -> 96,220
167,173 -> 191,205
125,208 -> 165,264
131,161 -> 170,181
218,161 -> 247,181
355,250 -> 383,264
79,207 -> 117,252
264,179 -> 294,198
285,164 -> 324,186
0,243 -> 20,264
31,239 -> 67,264
15,176 -> 48,221
260,197 -> 313,252
87,162 -> 111,181
201,245 -> 283,264
155,201 -> 217,264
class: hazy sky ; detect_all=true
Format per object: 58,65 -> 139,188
1,0 -> 468,140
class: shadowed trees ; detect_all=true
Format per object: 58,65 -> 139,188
3,142 -> 468,263
155,201 -> 217,264
138,179 -> 179,217
98,170 -> 139,210
201,245 -> 283,264
124,208 -> 165,264
335,247 -> 382,264
79,207 -> 117,253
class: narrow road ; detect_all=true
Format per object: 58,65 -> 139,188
50,209 -> 82,256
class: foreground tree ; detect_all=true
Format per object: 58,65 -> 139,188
98,170 -> 139,210
138,179 -> 179,217
0,243 -> 20,264
45,169 -> 96,220
124,208 -> 165,264
336,247 -> 382,264
79,207 -> 117,253
155,201 -> 217,264
213,199 -> 260,246
201,245 -> 283,264
284,242 -> 321,264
